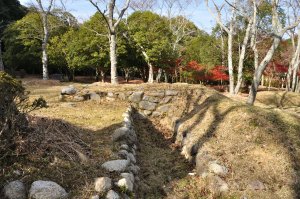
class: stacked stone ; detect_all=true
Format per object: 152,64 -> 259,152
92,106 -> 139,199
128,90 -> 178,117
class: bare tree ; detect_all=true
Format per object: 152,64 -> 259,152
247,0 -> 300,105
205,0 -> 237,94
88,0 -> 130,84
35,0 -> 55,80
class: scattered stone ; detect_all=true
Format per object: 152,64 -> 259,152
112,127 -> 129,141
143,96 -> 160,103
165,90 -> 178,96
128,91 -> 144,103
127,152 -> 136,164
90,93 -> 101,101
120,144 -> 129,151
101,159 -> 130,172
208,161 -> 228,176
29,180 -> 68,199
121,173 -> 135,183
73,95 -> 85,102
4,180 -> 26,199
61,85 -> 77,95
143,110 -> 152,116
139,101 -> 157,111
156,104 -> 171,113
147,91 -> 165,97
248,180 -> 265,190
116,178 -> 134,192
94,177 -> 112,193
106,190 -> 120,199
160,96 -> 172,104
208,175 -> 229,194
90,195 -> 99,199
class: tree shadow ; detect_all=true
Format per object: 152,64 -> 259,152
132,113 -> 193,199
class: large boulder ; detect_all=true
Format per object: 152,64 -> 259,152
94,177 -> 112,193
61,85 -> 77,95
128,92 -> 144,103
90,92 -> 101,102
29,180 -> 68,199
139,101 -> 157,111
3,180 -> 26,199
101,159 -> 130,172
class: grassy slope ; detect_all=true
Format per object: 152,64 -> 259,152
1,79 -> 128,198
160,88 -> 300,198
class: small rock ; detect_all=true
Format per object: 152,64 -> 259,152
143,96 -> 160,103
106,190 -> 120,199
61,85 -> 77,95
143,110 -> 152,116
165,90 -> 178,96
29,180 -> 68,199
248,180 -> 265,190
124,116 -> 131,123
95,177 -> 112,193
208,175 -> 229,194
120,144 -> 129,151
160,96 -> 172,104
90,195 -> 99,199
101,159 -> 130,172
112,127 -> 130,141
121,173 -> 135,183
122,112 -> 130,118
118,150 -> 129,159
128,165 -> 140,175
127,153 -> 136,164
116,178 -> 134,192
156,104 -> 171,113
90,93 -> 101,101
139,101 -> 157,111
107,92 -> 114,98
128,91 -> 144,103
151,111 -> 161,117
13,170 -> 21,176
208,161 -> 228,176
4,180 -> 26,199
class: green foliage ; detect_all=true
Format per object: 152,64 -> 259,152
128,11 -> 173,67
183,33 -> 221,68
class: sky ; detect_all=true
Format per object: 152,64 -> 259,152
19,0 -> 217,32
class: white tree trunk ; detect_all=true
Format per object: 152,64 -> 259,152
247,37 -> 281,104
234,19 -> 253,94
0,40 -> 4,71
148,63 -> 154,83
287,29 -> 300,91
228,30 -> 234,94
110,34 -> 118,84
42,13 -> 49,80
156,68 -> 162,82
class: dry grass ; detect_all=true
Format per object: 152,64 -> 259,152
0,78 -> 128,198
160,88 -> 300,199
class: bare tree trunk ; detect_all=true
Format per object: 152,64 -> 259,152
234,19 -> 253,94
148,63 -> 154,83
228,30 -> 234,94
164,70 -> 168,83
287,28 -> 300,91
292,65 -> 299,91
0,40 -> 4,71
110,34 -> 118,84
220,30 -> 225,66
247,37 -> 281,105
42,13 -> 49,80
